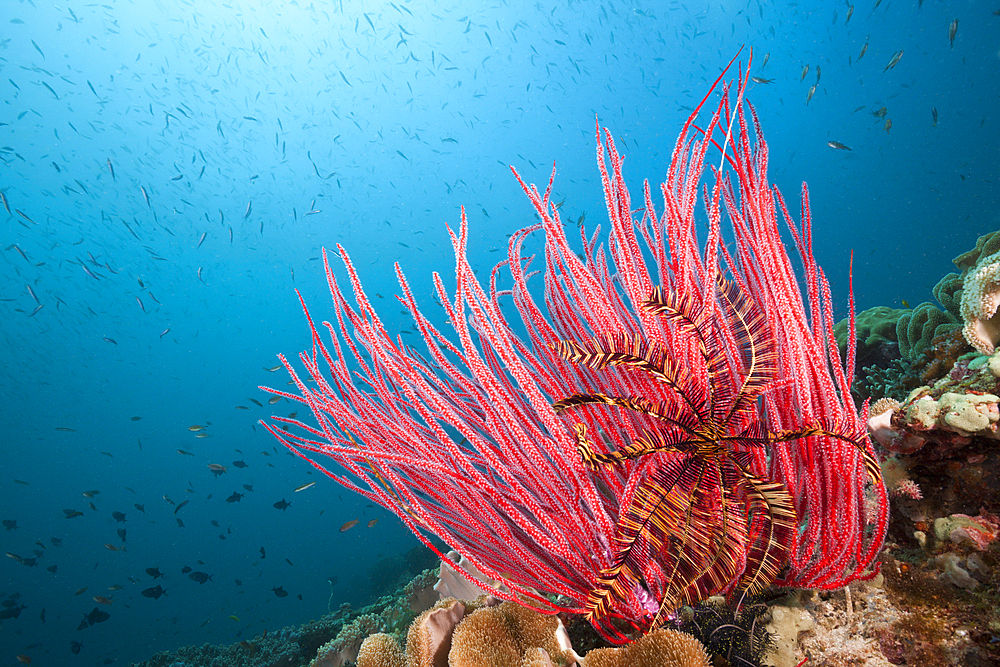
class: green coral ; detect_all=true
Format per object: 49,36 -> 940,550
835,305 -> 907,360
896,302 -> 959,360
953,230 -> 1000,274
932,273 -> 964,319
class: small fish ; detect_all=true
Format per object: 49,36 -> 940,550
145,567 -> 164,579
859,37 -> 869,61
800,64 -> 809,81
174,500 -> 189,514
140,185 -> 151,208
750,76 -> 773,84
268,396 -> 282,405
271,586 -> 288,597
141,585 -> 167,599
244,201 -> 252,219
226,492 -> 243,503
367,519 -> 378,528
948,19 -> 957,48
177,449 -> 193,456
0,191 -> 10,216
931,107 -> 938,127
339,519 -> 359,532
93,596 -> 113,605
273,498 -> 291,510
806,84 -> 817,105
901,299 -> 911,309
249,398 -> 264,407
884,118 -> 892,133
189,571 -> 212,584
845,4 -> 854,24
112,511 -> 126,522
160,328 -> 170,338
74,587 -> 88,596
188,425 -> 206,431
232,460 -> 248,468
294,482 -> 316,492
16,655 -> 30,665
136,296 -> 145,313
229,615 -> 241,621
104,544 -> 119,552
134,504 -> 145,512
107,158 -> 115,180
883,50 -> 903,72
827,141 -> 852,151
265,365 -> 281,372
872,106 -> 888,119
197,232 -> 206,248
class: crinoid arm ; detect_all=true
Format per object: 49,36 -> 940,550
552,334 -> 708,416
766,419 -> 883,485
584,456 -> 748,641
727,469 -> 796,607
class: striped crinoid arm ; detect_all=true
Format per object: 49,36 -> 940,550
552,330 -> 710,420
766,418 -> 883,485
728,467 -> 797,607
584,455 -> 747,641
569,416 -> 700,471
714,276 -> 778,418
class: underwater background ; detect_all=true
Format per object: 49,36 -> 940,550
1,0 -> 997,664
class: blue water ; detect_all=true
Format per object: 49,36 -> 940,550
1,1 -> 996,664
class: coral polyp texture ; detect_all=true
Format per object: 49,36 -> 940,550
960,248 -> 1000,354
263,58 -> 887,643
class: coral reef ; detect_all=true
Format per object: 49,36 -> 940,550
961,249 -> 1000,354
675,597 -> 773,667
408,599 -> 470,667
449,601 -> 574,667
358,634 -> 405,667
581,629 -> 710,667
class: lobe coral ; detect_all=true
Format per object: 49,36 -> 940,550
262,56 -> 888,644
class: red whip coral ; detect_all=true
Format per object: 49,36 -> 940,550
262,56 -> 888,643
